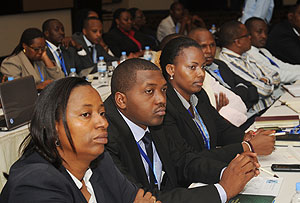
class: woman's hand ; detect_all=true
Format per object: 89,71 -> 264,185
41,50 -> 56,68
36,80 -> 53,90
133,189 -> 161,203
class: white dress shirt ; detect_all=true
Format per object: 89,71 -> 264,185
247,46 -> 300,84
119,111 -> 163,189
156,15 -> 181,42
46,40 -> 62,69
67,168 -> 97,203
203,72 -> 248,127
83,35 -> 97,63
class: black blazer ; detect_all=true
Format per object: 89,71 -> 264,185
266,20 -> 300,65
72,32 -> 118,68
46,45 -> 92,75
212,59 -> 259,109
104,95 -> 231,203
103,27 -> 157,57
164,83 -> 245,158
0,151 -> 138,203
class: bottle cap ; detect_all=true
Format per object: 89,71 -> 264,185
99,56 -> 104,60
7,77 -> 14,81
121,51 -> 126,55
296,182 -> 300,191
70,68 -> 76,73
145,46 -> 150,50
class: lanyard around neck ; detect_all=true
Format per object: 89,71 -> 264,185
36,64 -> 44,82
136,141 -> 158,185
46,42 -> 68,76
187,106 -> 210,150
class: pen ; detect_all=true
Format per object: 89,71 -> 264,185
270,132 -> 287,136
259,167 -> 279,178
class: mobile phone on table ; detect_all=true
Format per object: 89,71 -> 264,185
271,164 -> 300,172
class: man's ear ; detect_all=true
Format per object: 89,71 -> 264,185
44,30 -> 49,38
288,13 -> 294,23
166,64 -> 175,78
114,92 -> 127,110
83,28 -> 87,36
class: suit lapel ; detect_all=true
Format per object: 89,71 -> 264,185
166,83 -> 206,148
18,52 -> 41,80
105,96 -> 151,188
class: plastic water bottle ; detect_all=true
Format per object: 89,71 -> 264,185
291,182 -> 300,203
7,77 -> 14,81
97,56 -> 107,78
120,51 -> 127,63
143,46 -> 152,61
68,68 -> 78,77
209,24 -> 217,35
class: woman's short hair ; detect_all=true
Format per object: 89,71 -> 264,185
11,28 -> 44,56
159,36 -> 201,80
21,77 -> 90,168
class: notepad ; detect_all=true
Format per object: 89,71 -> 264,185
283,84 -> 300,97
254,115 -> 299,128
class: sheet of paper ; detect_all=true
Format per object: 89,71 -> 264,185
240,177 -> 283,197
258,146 -> 300,167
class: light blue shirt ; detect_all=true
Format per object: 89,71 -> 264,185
83,35 -> 97,63
119,111 -> 163,189
240,0 -> 274,23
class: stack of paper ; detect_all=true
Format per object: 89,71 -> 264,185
254,115 -> 299,128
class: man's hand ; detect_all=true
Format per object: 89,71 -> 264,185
134,189 -> 161,203
215,92 -> 229,111
219,152 -> 259,200
61,37 -> 82,50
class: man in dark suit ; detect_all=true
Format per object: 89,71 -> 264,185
104,58 -> 259,203
42,19 -> 92,75
72,17 -> 118,71
188,28 -> 259,110
266,3 -> 300,64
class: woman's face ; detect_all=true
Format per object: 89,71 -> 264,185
56,85 -> 108,163
117,11 -> 133,32
168,46 -> 206,100
134,9 -> 146,28
23,37 -> 46,61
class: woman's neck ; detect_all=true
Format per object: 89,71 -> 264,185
171,82 -> 191,102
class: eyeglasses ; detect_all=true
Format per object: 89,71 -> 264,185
29,46 -> 47,52
233,33 -> 250,41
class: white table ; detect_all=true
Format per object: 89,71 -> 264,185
0,125 -> 29,190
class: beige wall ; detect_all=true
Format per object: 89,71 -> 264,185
0,9 -> 72,56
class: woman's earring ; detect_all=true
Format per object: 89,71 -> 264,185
55,139 -> 60,147
170,75 -> 174,80
23,49 -> 26,53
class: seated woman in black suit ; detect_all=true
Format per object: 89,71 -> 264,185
103,8 -> 157,58
0,77 -> 159,203
160,37 -> 275,157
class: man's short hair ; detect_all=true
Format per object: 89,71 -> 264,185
218,20 -> 243,47
170,2 -> 182,11
111,58 -> 160,96
83,17 -> 101,30
159,33 -> 183,50
188,27 -> 210,38
245,17 -> 266,32
42,19 -> 58,33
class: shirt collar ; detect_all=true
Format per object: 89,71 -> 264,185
66,168 -> 93,190
206,61 -> 219,71
118,110 -> 150,142
46,40 -> 59,51
173,88 -> 198,110
83,35 -> 93,47
222,47 -> 251,62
